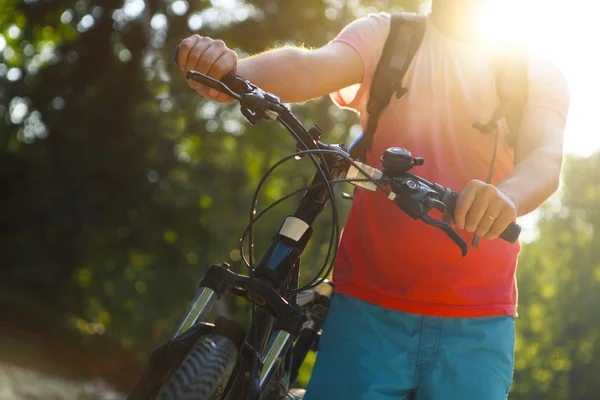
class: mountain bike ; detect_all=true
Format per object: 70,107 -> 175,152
127,45 -> 521,400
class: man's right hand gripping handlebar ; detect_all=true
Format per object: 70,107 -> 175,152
174,40 -> 288,126
175,35 -> 241,103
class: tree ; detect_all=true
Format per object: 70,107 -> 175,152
0,0 -> 421,390
511,153 -> 600,399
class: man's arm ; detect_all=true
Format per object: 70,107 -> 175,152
237,43 -> 363,103
497,107 -> 564,216
177,35 -> 363,104
454,107 -> 565,240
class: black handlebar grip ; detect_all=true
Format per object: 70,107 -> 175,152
444,191 -> 521,244
499,222 -> 521,244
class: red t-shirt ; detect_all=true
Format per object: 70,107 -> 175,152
331,13 -> 570,317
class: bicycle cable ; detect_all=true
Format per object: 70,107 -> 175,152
245,122 -> 337,373
237,177 -> 370,297
241,147 -> 391,293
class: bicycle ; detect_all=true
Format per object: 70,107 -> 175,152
127,45 -> 521,400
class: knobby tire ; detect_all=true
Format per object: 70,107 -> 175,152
156,333 -> 238,400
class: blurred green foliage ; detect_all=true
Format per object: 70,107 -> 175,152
510,154 -> 600,399
1,0 -> 599,398
0,0 -> 420,388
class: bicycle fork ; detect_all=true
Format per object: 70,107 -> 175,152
259,330 -> 293,398
173,287 -> 217,337
171,285 -> 293,381
172,275 -> 332,399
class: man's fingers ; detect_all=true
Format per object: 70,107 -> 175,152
454,181 -> 479,230
464,185 -> 496,233
178,35 -> 199,71
185,36 -> 211,73
207,52 -> 238,82
188,80 -> 234,103
463,194 -> 487,233
178,35 -> 239,103
188,80 -> 210,97
193,43 -> 223,75
485,210 -> 515,240
474,199 -> 503,237
215,92 -> 235,103
453,180 -> 518,239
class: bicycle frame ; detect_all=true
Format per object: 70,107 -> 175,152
169,113 -> 347,399
131,57 -> 522,400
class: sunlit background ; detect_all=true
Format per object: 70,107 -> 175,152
478,0 -> 600,157
1,0 -> 600,399
477,0 -> 600,239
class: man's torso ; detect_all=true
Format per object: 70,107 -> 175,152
330,13 -> 522,317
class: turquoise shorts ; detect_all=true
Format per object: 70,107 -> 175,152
304,294 -> 515,400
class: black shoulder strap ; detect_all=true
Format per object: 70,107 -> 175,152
473,45 -> 529,165
349,13 -> 426,161
500,47 -> 529,163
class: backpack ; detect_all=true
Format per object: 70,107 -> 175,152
348,13 -> 529,181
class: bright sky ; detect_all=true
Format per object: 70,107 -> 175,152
478,0 -> 600,157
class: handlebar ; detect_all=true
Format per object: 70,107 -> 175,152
172,44 -> 521,255
347,148 -> 520,255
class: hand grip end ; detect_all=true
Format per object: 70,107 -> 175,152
499,223 -> 521,244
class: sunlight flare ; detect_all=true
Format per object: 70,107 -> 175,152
478,0 -> 600,156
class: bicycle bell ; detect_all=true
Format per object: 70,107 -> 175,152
381,147 -> 424,175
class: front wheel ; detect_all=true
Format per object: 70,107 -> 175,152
156,333 -> 239,400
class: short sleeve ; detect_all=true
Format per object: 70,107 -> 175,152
525,56 -> 571,121
329,12 -> 391,111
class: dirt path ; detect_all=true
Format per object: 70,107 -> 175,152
0,361 -> 125,400
0,327 -> 127,400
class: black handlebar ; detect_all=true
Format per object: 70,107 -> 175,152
374,167 -> 520,255
172,43 -> 521,254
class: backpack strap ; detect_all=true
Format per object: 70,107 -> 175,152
473,45 -> 529,166
349,13 -> 427,161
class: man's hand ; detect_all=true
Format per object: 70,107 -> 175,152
453,180 -> 518,241
177,34 -> 238,103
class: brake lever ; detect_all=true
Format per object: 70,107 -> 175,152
187,71 -> 281,125
241,107 -> 266,125
424,197 -> 447,214
420,214 -> 469,256
186,71 -> 243,101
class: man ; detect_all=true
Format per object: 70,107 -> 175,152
177,0 -> 569,398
